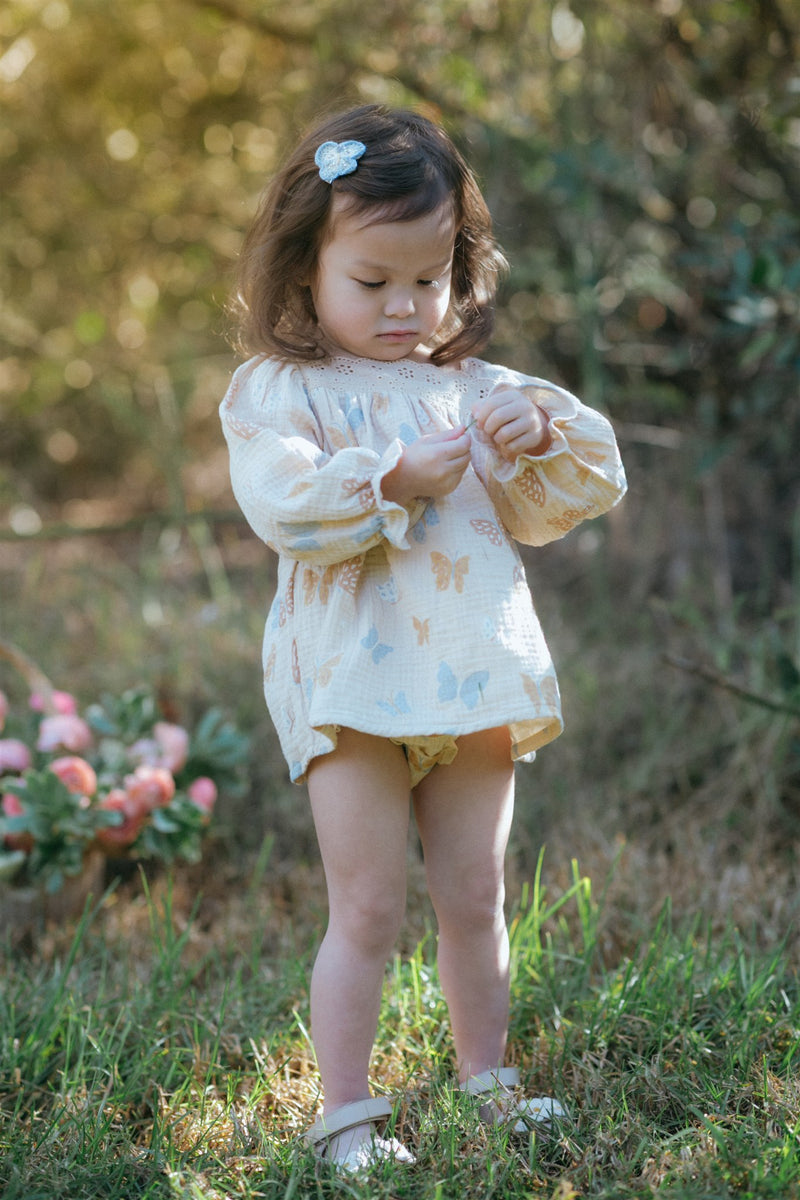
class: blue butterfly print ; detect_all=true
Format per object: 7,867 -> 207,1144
411,501 -> 440,544
399,422 -> 420,444
362,626 -> 394,663
354,515 -> 385,544
376,691 -> 412,716
437,661 -> 489,710
376,576 -> 399,604
279,520 -> 322,554
344,399 -> 366,431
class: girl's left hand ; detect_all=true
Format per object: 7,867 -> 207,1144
470,388 -> 552,461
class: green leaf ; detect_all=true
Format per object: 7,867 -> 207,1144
150,808 -> 181,833
739,328 -> 778,368
0,849 -> 26,883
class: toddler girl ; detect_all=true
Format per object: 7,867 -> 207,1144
221,104 -> 626,1171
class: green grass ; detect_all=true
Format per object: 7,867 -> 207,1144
2,490 -> 800,1198
2,858 -> 799,1200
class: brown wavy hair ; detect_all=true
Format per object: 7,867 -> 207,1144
230,105 -> 507,365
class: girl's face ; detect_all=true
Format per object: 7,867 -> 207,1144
311,199 -> 456,362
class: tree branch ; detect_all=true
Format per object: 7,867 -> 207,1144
663,653 -> 800,719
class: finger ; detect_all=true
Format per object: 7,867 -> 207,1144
445,431 -> 471,454
488,416 -> 524,445
473,397 -> 496,422
482,405 -> 517,435
441,424 -> 471,442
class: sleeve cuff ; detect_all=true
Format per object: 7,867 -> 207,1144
372,438 -> 428,548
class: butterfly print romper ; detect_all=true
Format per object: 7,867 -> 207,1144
220,353 -> 626,783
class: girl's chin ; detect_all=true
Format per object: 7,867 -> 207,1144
372,333 -> 429,359
322,336 -> 433,363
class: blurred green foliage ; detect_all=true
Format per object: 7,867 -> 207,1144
0,0 -> 798,595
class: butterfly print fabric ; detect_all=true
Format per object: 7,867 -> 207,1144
221,354 -> 626,783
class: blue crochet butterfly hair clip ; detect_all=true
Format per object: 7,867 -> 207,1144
315,139 -> 367,183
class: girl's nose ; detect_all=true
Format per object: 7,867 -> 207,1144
384,290 -> 415,318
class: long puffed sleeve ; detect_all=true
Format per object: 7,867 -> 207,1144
469,379 -> 627,546
220,358 -> 425,564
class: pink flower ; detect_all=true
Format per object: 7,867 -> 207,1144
2,790 -> 24,818
187,776 -> 217,821
49,755 -> 98,797
30,690 -> 78,715
95,788 -> 146,850
0,689 -> 8,732
0,738 -> 32,775
128,723 -> 189,773
128,737 -> 160,767
2,787 -> 34,852
124,765 -> 175,814
36,714 -> 92,754
153,722 -> 190,773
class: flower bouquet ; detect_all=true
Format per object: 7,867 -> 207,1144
0,642 -> 249,906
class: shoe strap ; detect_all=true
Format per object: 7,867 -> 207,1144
461,1066 -> 520,1096
306,1095 -> 393,1146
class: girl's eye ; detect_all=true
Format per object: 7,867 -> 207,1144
355,278 -> 442,289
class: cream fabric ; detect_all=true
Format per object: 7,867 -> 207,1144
220,353 -> 626,783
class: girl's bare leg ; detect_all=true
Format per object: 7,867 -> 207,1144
306,728 -> 411,1142
412,727 -> 515,1081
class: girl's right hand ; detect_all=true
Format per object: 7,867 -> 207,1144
382,426 -> 471,505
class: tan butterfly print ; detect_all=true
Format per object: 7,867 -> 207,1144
547,505 -> 595,533
342,476 -> 376,510
540,675 -> 559,708
413,616 -> 430,645
430,551 -> 470,592
316,655 -> 341,687
337,558 -> 362,596
263,643 -> 276,682
516,466 -> 546,506
522,673 -> 559,708
303,564 -> 335,606
470,517 -> 504,546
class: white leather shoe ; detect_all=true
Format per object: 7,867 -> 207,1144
462,1067 -> 567,1132
306,1096 -> 416,1172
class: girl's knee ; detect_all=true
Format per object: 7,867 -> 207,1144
430,872 -> 506,938
329,883 -> 406,957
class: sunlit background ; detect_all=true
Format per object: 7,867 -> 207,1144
1,0 -> 799,941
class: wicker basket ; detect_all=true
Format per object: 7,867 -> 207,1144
0,848 -> 106,944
